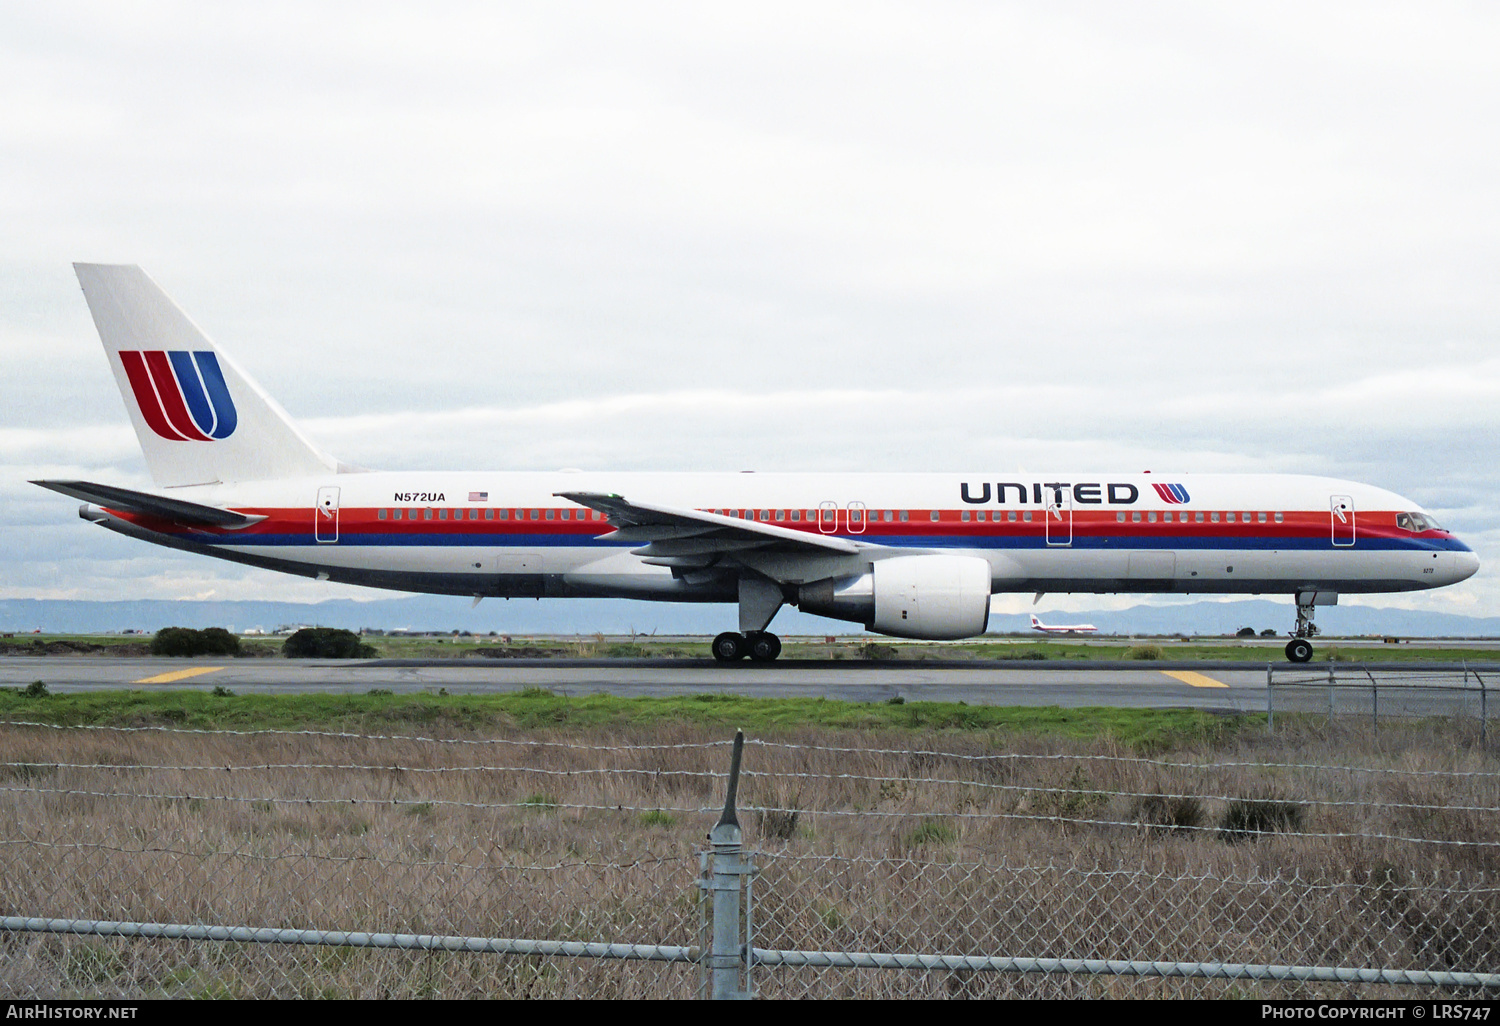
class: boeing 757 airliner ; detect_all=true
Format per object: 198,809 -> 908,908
33,265 -> 1480,663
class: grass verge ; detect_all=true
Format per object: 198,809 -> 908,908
0,688 -> 1249,752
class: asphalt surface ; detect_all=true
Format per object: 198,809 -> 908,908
5,656 -> 1495,710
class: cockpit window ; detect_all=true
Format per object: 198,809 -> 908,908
1398,512 -> 1444,533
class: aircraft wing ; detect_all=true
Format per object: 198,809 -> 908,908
31,480 -> 267,530
554,491 -> 862,562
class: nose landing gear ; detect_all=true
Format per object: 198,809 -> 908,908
1284,592 -> 1326,663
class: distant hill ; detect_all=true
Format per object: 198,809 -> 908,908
2,596 -> 1495,638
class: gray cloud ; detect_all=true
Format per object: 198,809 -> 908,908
5,2 -> 1498,620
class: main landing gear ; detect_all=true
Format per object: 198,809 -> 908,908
712,631 -> 782,663
1284,592 -> 1323,663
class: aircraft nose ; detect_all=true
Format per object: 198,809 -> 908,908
1451,549 -> 1480,584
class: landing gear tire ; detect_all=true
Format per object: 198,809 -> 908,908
747,632 -> 782,662
712,632 -> 747,662
1285,639 -> 1314,663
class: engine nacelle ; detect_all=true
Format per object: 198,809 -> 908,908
797,555 -> 992,640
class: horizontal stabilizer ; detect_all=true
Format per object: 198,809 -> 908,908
31,480 -> 266,530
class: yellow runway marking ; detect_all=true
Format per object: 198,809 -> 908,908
133,666 -> 225,685
1161,670 -> 1229,689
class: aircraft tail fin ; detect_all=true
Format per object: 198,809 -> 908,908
73,264 -> 338,487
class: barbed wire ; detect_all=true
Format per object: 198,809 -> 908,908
4,781 -> 1494,848
755,850 -> 1500,889
741,804 -> 1500,848
8,762 -> 1493,818
743,739 -> 1500,778
0,837 -> 691,874
0,783 -> 716,815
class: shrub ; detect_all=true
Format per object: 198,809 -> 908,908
756,807 -> 800,841
1126,644 -> 1164,660
281,628 -> 376,659
1219,799 -> 1303,844
23,680 -> 48,698
210,685 -> 235,698
151,627 -> 240,657
1132,794 -> 1206,835
1236,627 -> 1256,638
859,643 -> 898,661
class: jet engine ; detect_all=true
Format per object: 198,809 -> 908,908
796,555 -> 992,640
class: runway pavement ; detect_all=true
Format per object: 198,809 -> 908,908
4,657 -> 1495,710
0,656 -> 1317,711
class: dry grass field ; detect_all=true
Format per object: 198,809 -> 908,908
0,712 -> 1496,999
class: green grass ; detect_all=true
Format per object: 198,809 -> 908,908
0,687 -> 1250,752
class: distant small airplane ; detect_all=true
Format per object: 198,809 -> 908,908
1030,614 -> 1097,634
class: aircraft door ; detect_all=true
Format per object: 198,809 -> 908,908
847,501 -> 867,535
1045,487 -> 1072,547
818,501 -> 838,534
1331,495 -> 1355,547
315,486 -> 340,543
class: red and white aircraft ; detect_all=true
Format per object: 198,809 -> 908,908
35,265 -> 1480,663
1029,614 -> 1098,635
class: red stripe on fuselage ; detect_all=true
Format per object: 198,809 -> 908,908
113,506 -> 1455,547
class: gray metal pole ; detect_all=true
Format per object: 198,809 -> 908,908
1478,670 -> 1488,747
1266,664 -> 1274,734
1365,666 -> 1378,736
706,730 -> 751,1000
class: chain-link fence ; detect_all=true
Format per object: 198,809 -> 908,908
1268,665 -> 1493,743
1,713 -> 1497,998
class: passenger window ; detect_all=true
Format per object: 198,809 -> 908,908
529,510 -> 539,520
1225,512 -> 1235,523
1148,512 -> 1157,523
546,509 -> 555,520
498,509 -> 509,520
1195,512 -> 1204,523
930,510 -> 940,521
1008,511 -> 1017,522
900,511 -> 909,522
1023,511 -> 1032,523
378,509 -> 387,520
1257,512 -> 1267,524
760,510 -> 769,521
776,510 -> 785,522
961,510 -> 971,522
1274,512 -> 1283,523
884,510 -> 894,522
485,509 -> 494,520
1117,512 -> 1125,523
1210,512 -> 1219,523
1132,511 -> 1141,523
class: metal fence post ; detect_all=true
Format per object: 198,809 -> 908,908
1477,669 -> 1488,747
1266,664 -> 1274,734
701,730 -> 753,1000
1365,667 -> 1378,736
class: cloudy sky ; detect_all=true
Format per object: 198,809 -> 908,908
5,1 -> 1499,623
